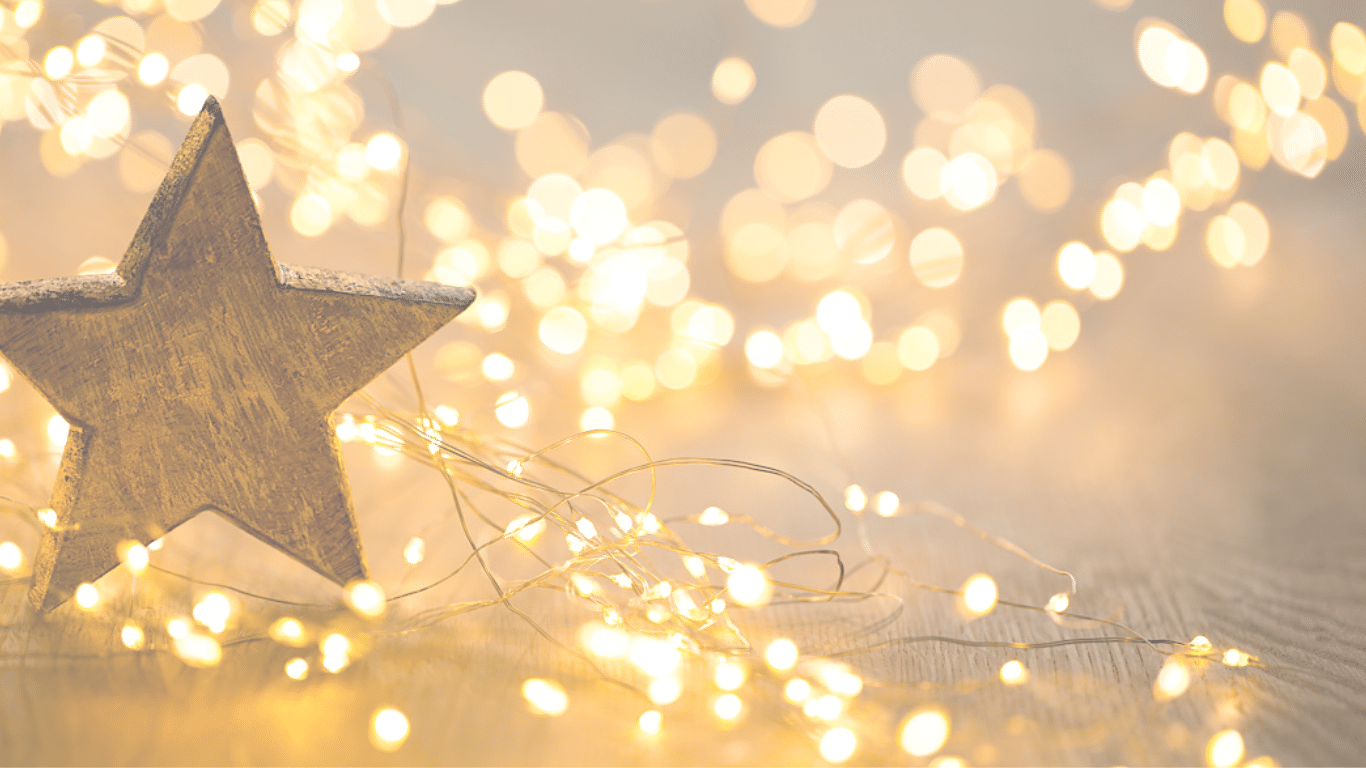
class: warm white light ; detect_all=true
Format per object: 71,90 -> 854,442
726,564 -> 772,607
370,708 -> 410,751
522,678 -> 569,716
121,623 -> 145,650
403,537 -> 425,565
962,574 -> 998,616
75,582 -> 99,610
138,53 -> 169,86
285,657 -> 309,680
365,133 -> 403,171
820,728 -> 857,763
900,709 -> 951,757
177,84 -> 208,116
1000,660 -> 1028,685
0,542 -> 22,571
346,580 -> 386,618
1208,729 -> 1245,768
765,638 -> 799,671
494,392 -> 530,428
638,709 -> 662,735
1154,658 -> 1191,700
713,693 -> 742,721
47,415 -> 69,447
844,484 -> 867,513
873,490 -> 900,517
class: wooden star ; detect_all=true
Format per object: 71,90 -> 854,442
0,97 -> 473,612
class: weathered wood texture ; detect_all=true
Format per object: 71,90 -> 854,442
0,99 -> 473,612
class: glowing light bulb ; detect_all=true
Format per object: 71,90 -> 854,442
699,506 -> 729,526
873,490 -> 900,517
647,676 -> 682,705
961,574 -> 998,616
138,53 -> 169,86
1000,659 -> 1028,685
638,709 -> 662,735
74,582 -> 99,610
1154,658 -> 1191,700
37,508 -> 57,529
120,542 -> 149,575
403,537 -> 425,565
522,678 -> 569,716
285,657 -> 309,680
370,708 -> 410,752
726,564 -> 772,607
713,693 -> 742,721
192,592 -> 232,633
270,617 -> 307,646
1190,635 -> 1214,653
784,678 -> 812,703
714,658 -> 747,691
346,580 -> 386,618
900,709 -> 951,757
121,623 -> 145,650
820,728 -> 857,763
1207,729 -> 1245,768
47,415 -> 69,447
844,484 -> 867,513
365,133 -> 403,171
765,638 -> 799,671
0,542 -> 22,572
1046,593 -> 1070,613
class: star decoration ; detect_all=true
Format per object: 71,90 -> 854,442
0,97 -> 474,612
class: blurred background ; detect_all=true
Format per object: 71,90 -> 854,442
0,0 -> 1364,765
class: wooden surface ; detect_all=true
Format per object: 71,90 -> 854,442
0,99 -> 473,611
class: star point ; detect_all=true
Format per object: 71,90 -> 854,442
0,97 -> 473,612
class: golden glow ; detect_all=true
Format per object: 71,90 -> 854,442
516,112 -> 590,178
814,94 -> 887,169
908,227 -> 964,288
820,728 -> 857,763
1288,48 -> 1326,101
426,198 -> 470,243
494,392 -> 530,428
346,580 -> 386,618
912,54 -> 980,122
1009,330 -> 1048,372
844,484 -> 868,513
1267,110 -> 1328,177
1142,177 -> 1181,227
1101,193 -> 1145,252
744,0 -> 814,28
804,694 -> 842,720
784,678 -> 812,703
482,352 -> 515,381
285,657 -> 309,680
1002,298 -> 1041,337
193,591 -> 232,633
699,506 -> 730,526
138,53 -> 170,86
290,194 -> 333,237
167,619 -> 190,640
173,632 -> 223,668
631,638 -> 682,678
121,623 -> 145,650
647,676 -> 683,705
962,574 -> 998,615
712,57 -> 756,105
1040,300 -> 1080,351
76,35 -> 106,67
745,329 -> 785,369
1332,23 -> 1366,76
366,133 -> 403,171
119,541 -> 150,575
1090,252 -> 1124,299
900,709 -> 951,757
0,439 -> 14,459
713,693 -> 742,721
726,564 -> 772,607
1223,648 -> 1250,667
1000,660 -> 1029,685
370,708 -> 410,752
1154,658 -> 1191,700
1137,24 -> 1208,94
903,147 -> 947,201
765,638 -> 799,671
44,47 -> 73,80
483,71 -> 544,131
940,152 -> 997,211
1190,635 -> 1214,653
404,536 -> 425,565
651,113 -> 717,179
14,0 -> 41,29
570,188 -> 628,245
1207,729 -> 1245,768
47,414 -> 69,446
1057,241 -> 1097,290
75,582 -> 99,610
755,131 -> 830,203
1224,0 -> 1266,43
1047,592 -> 1070,613
38,508 -> 58,529
638,710 -> 662,735
270,617 -> 307,646
1017,149 -> 1073,212
655,349 -> 698,390
1260,62 -> 1301,116
0,542 -> 20,572
714,658 -> 748,691
505,514 -> 546,543
873,490 -> 901,517
177,84 -> 209,116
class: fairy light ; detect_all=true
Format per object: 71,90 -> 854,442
270,617 -> 308,647
321,633 -> 352,672
631,638 -> 682,679
1190,635 -> 1214,654
714,658 -> 747,691
0,439 -> 15,459
713,693 -> 742,722
0,542 -> 21,572
1223,648 -> 1250,667
900,709 -> 951,757
285,658 -> 309,680
1208,729 -> 1245,768
173,632 -> 223,668
74,583 -> 99,611
522,678 -> 569,716
726,564 -> 772,607
404,537 -> 425,565
765,639 -> 799,671
647,676 -> 683,705
961,574 -> 998,616
365,133 -> 403,172
166,618 -> 190,640
843,484 -> 867,513
1000,660 -> 1029,685
120,623 -> 145,650
370,708 -> 410,752
346,580 -> 386,619
804,694 -> 842,721
873,490 -> 900,517
819,728 -> 857,763
698,506 -> 729,526
638,710 -> 662,735
47,415 -> 69,446
784,678 -> 812,703
1155,658 -> 1192,700
192,592 -> 232,633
